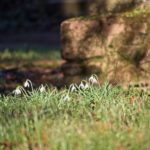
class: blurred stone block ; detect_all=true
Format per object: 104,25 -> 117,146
89,0 -> 145,14
61,18 -> 105,60
61,6 -> 150,86
61,62 -> 83,75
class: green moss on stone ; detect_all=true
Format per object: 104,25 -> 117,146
122,6 -> 150,18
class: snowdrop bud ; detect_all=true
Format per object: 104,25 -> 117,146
63,95 -> 70,102
70,84 -> 76,92
89,75 -> 98,84
84,82 -> 89,89
13,88 -> 21,95
79,81 -> 85,89
39,85 -> 46,93
24,80 -> 30,88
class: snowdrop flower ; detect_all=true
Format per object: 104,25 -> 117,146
63,94 -> 70,102
39,84 -> 46,93
13,87 -> 22,95
79,81 -> 90,90
84,82 -> 90,89
23,79 -> 33,90
24,80 -> 30,88
79,81 -> 85,90
89,75 -> 98,84
69,84 -> 76,92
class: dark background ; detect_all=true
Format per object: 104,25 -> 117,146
0,0 -> 91,50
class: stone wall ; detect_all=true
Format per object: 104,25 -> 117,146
60,6 -> 150,86
88,0 -> 149,14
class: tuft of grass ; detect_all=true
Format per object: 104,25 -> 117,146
0,48 -> 61,61
0,48 -> 61,69
0,77 -> 150,150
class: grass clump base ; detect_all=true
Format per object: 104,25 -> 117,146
0,76 -> 150,150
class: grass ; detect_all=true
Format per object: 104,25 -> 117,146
0,48 -> 61,61
0,48 -> 61,69
0,49 -> 62,94
0,78 -> 150,150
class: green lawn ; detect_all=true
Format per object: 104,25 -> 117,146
0,49 -> 62,94
0,77 -> 150,150
0,48 -> 60,60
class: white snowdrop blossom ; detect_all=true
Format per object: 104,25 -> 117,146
70,84 -> 76,92
84,82 -> 89,89
23,79 -> 33,90
24,80 -> 30,88
89,75 -> 98,84
79,81 -> 85,89
79,81 -> 90,90
39,84 -> 46,93
63,94 -> 70,102
13,87 -> 21,95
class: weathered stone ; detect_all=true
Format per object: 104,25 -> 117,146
140,44 -> 150,74
106,0 -> 144,12
61,7 -> 150,86
82,58 -> 102,74
89,0 -> 146,14
61,62 -> 83,75
61,18 -> 105,60
62,75 -> 87,86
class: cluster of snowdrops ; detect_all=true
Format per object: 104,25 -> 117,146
12,75 -> 99,101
